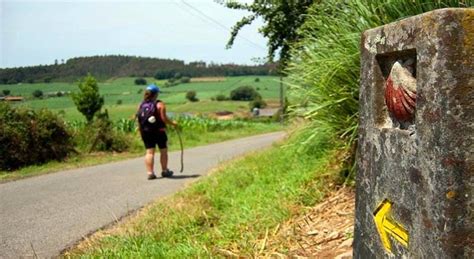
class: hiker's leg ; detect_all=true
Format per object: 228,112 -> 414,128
157,131 -> 168,172
145,148 -> 155,174
159,148 -> 168,172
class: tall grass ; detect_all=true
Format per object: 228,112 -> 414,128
287,0 -> 473,174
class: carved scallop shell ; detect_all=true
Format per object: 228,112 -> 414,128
385,61 -> 417,122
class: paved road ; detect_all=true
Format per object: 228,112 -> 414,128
0,131 -> 285,258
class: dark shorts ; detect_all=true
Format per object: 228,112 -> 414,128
141,130 -> 168,149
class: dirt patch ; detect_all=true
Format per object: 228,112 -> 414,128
262,187 -> 355,258
190,77 -> 226,82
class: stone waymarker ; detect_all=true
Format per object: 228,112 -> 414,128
354,8 -> 473,258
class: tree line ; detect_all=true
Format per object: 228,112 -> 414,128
0,55 -> 277,84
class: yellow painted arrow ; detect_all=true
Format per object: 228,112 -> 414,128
373,199 -> 409,253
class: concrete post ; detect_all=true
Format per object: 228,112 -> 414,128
354,8 -> 473,258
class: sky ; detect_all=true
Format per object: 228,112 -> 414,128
0,0 -> 268,68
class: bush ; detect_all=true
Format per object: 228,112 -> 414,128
164,79 -> 179,87
186,90 -> 199,102
2,89 -> 10,96
74,110 -> 130,153
0,103 -> 74,170
180,77 -> 191,83
255,77 -> 260,82
32,89 -> 43,98
215,94 -> 228,101
249,98 -> 267,110
134,78 -> 147,85
116,99 -> 123,105
230,86 -> 261,101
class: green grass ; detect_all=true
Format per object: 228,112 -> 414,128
0,122 -> 282,182
0,76 -> 281,122
66,128 -> 343,257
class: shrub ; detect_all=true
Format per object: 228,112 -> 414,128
249,97 -> 267,110
230,86 -> 261,101
164,79 -> 179,87
0,103 -> 74,170
75,110 -> 130,153
116,99 -> 123,105
255,77 -> 260,82
134,78 -> 147,85
186,90 -> 199,102
215,94 -> 228,101
32,89 -> 43,98
180,77 -> 191,83
2,89 -> 10,96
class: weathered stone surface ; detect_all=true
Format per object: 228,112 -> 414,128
354,8 -> 473,258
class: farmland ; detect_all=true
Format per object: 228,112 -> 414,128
0,76 -> 281,122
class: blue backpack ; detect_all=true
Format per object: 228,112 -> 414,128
137,100 -> 160,132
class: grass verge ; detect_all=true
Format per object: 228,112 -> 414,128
0,123 -> 282,183
66,127 -> 346,257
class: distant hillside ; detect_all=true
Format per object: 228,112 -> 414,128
0,55 -> 277,84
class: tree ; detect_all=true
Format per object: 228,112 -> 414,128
32,89 -> 43,98
230,86 -> 261,101
2,90 -> 10,96
223,0 -> 314,68
71,74 -> 104,123
185,90 -> 199,102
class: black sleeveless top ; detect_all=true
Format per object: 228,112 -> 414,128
154,99 -> 166,130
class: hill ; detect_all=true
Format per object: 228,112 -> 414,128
0,55 -> 277,84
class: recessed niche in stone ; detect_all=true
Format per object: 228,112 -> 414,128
375,49 -> 417,131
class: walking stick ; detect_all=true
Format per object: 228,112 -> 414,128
175,127 -> 184,173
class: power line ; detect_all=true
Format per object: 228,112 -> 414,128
178,0 -> 266,51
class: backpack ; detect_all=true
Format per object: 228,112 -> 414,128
137,100 -> 161,132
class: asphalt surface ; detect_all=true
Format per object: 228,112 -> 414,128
0,131 -> 285,258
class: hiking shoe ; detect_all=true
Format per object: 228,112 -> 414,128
147,174 -> 157,180
161,169 -> 174,177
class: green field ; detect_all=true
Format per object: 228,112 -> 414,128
0,76 -> 281,121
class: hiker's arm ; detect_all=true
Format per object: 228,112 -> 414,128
135,105 -> 142,132
158,102 -> 177,127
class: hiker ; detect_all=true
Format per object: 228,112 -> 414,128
137,84 -> 178,180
